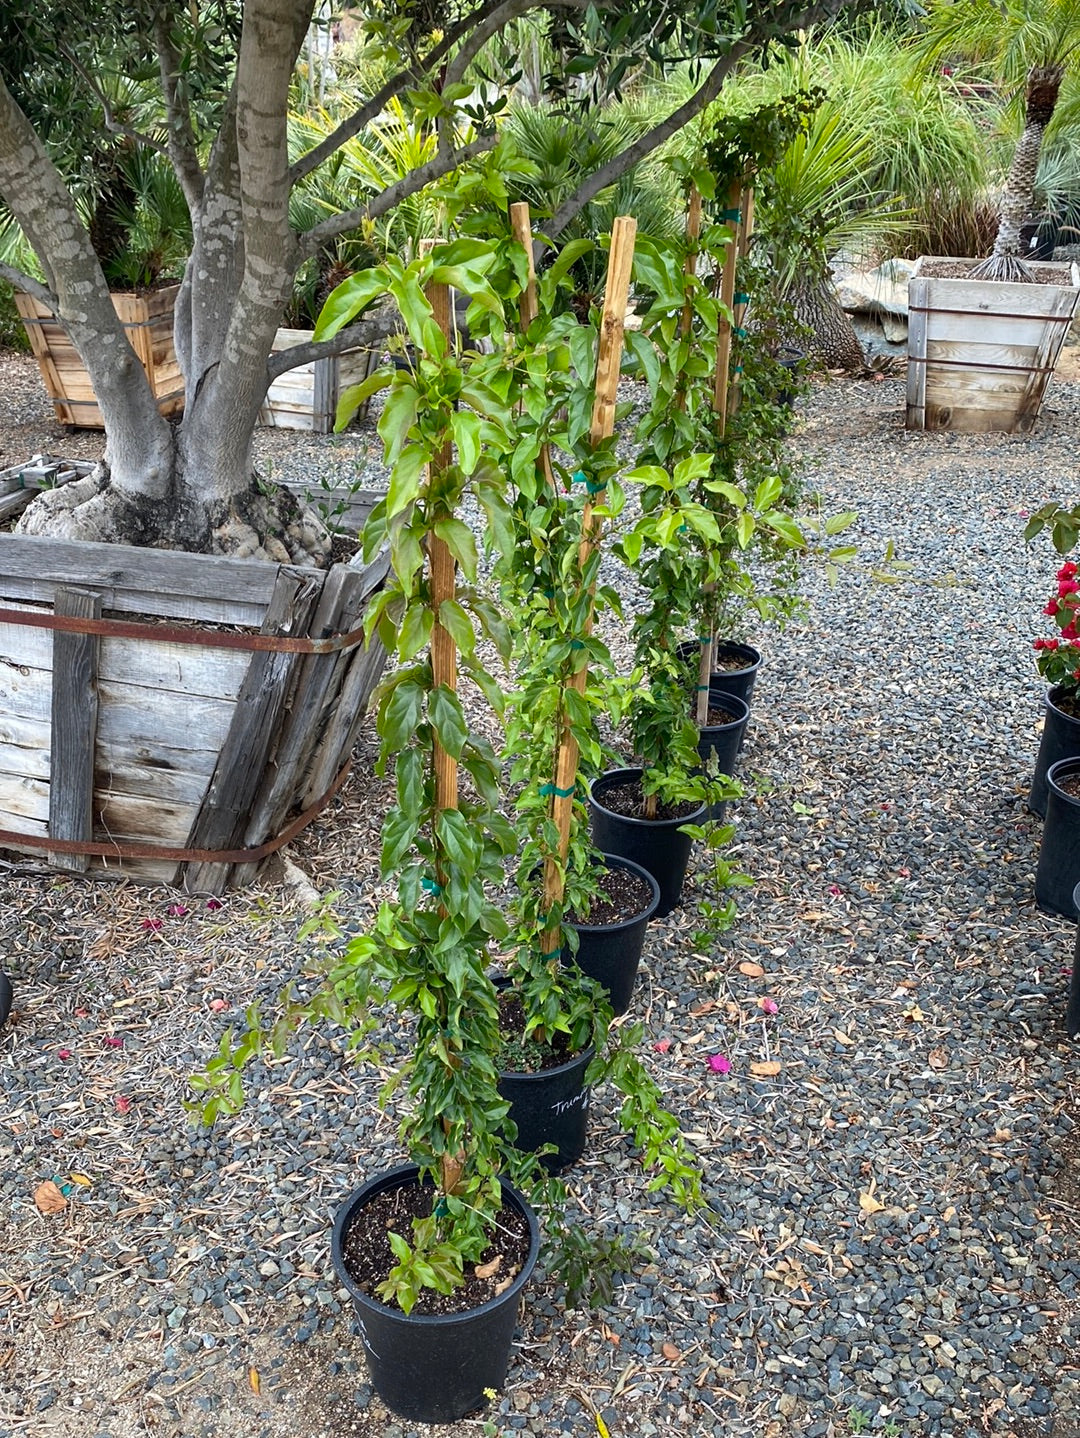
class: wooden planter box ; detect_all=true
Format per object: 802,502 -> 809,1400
907,256 -> 1080,433
15,287 -> 185,429
259,327 -> 381,433
0,458 -> 389,893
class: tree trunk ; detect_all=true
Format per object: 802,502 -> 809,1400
790,272 -> 866,373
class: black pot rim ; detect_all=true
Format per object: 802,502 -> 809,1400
711,639 -> 762,672
566,852 -> 661,933
699,691 -> 750,736
1047,755 -> 1080,800
1048,685 -> 1080,723
331,1164 -> 540,1327
588,767 -> 707,831
499,1040 -> 595,1085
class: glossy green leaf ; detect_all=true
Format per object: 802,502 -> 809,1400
429,686 -> 468,758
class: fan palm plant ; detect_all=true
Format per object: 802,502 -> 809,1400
917,0 -> 1080,279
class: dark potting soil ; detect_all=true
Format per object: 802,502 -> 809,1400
704,704 -> 737,727
1057,772 -> 1080,800
713,652 -> 751,673
597,777 -> 700,822
497,991 -> 578,1074
339,1180 -> 533,1317
566,863 -> 653,926
918,257 -> 1072,284
1054,691 -> 1080,721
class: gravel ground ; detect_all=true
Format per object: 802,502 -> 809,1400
1,349 -> 1079,1438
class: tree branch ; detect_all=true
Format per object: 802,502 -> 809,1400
298,134 -> 498,256
0,262 -> 51,305
442,0 -> 590,89
547,0 -> 858,240
154,12 -> 205,214
265,305 -> 401,380
288,0 -> 512,185
57,44 -> 171,161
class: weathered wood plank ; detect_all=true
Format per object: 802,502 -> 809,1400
0,668 -> 236,748
48,587 -> 101,871
183,567 -> 323,894
0,601 -> 251,700
233,549 -> 391,882
906,276 -> 928,429
0,534 -> 292,625
301,636 -> 389,809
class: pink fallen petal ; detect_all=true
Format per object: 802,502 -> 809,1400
760,998 -> 779,1016
114,1095 -> 132,1115
103,1036 -> 123,1048
206,898 -> 223,911
209,998 -> 229,1012
653,1038 -> 672,1054
57,1048 -> 72,1061
827,885 -> 842,898
707,1053 -> 732,1075
166,903 -> 189,918
140,918 -> 163,932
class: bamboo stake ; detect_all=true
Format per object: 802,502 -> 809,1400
698,179 -> 744,726
422,243 -> 458,820
539,216 -> 637,957
674,186 -> 703,415
728,179 -> 755,419
509,201 -> 556,491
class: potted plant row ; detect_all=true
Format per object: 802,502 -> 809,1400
190,224 -> 707,1425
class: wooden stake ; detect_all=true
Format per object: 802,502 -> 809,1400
539,216 -> 637,955
712,177 -> 742,434
674,186 -> 703,415
728,179 -> 755,419
510,201 -> 555,491
422,242 -> 458,818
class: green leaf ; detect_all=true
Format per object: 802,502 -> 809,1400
438,599 -> 476,659
753,475 -> 783,511
704,480 -> 746,508
398,601 -> 434,661
334,368 -> 395,432
429,686 -> 468,758
547,238 -> 595,287
451,409 -> 481,475
735,510 -> 755,548
760,512 -> 806,548
379,383 -> 421,467
378,678 -> 425,750
313,267 -> 388,341
434,517 -> 479,579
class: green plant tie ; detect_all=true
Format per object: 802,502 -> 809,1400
421,878 -> 443,895
540,947 -> 562,959
734,327 -> 748,339
733,291 -> 750,304
434,1197 -> 449,1218
697,635 -> 712,643
539,783 -> 576,798
571,469 -> 607,495
696,684 -> 711,691
720,207 -> 741,221
570,640 -> 584,650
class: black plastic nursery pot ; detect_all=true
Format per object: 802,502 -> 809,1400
1034,757 -> 1080,919
677,638 -> 762,710
563,852 -> 661,1017
499,1042 -> 595,1173
587,767 -> 707,919
0,972 -> 10,1027
1029,686 -> 1080,818
697,689 -> 751,821
330,1165 -> 540,1425
1067,882 -> 1080,1041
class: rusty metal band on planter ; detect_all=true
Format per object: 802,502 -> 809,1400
0,761 -> 352,864
0,605 -> 369,654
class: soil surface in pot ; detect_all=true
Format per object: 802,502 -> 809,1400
1054,691 -> 1080,720
703,703 -> 738,726
339,1183 -> 532,1317
919,258 -> 1073,284
596,776 -> 699,821
497,991 -> 581,1074
713,652 -> 752,673
566,864 -> 653,926
1057,772 -> 1080,799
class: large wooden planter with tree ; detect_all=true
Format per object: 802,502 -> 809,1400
906,257 -> 1080,433
0,459 -> 388,893
259,326 -> 381,433
14,287 -> 184,429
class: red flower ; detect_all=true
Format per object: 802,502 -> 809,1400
1046,599 -> 1060,616
1063,623 -> 1079,641
1058,579 -> 1080,597
1058,561 -> 1078,581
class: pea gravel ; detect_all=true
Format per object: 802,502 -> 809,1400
0,348 -> 1079,1438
